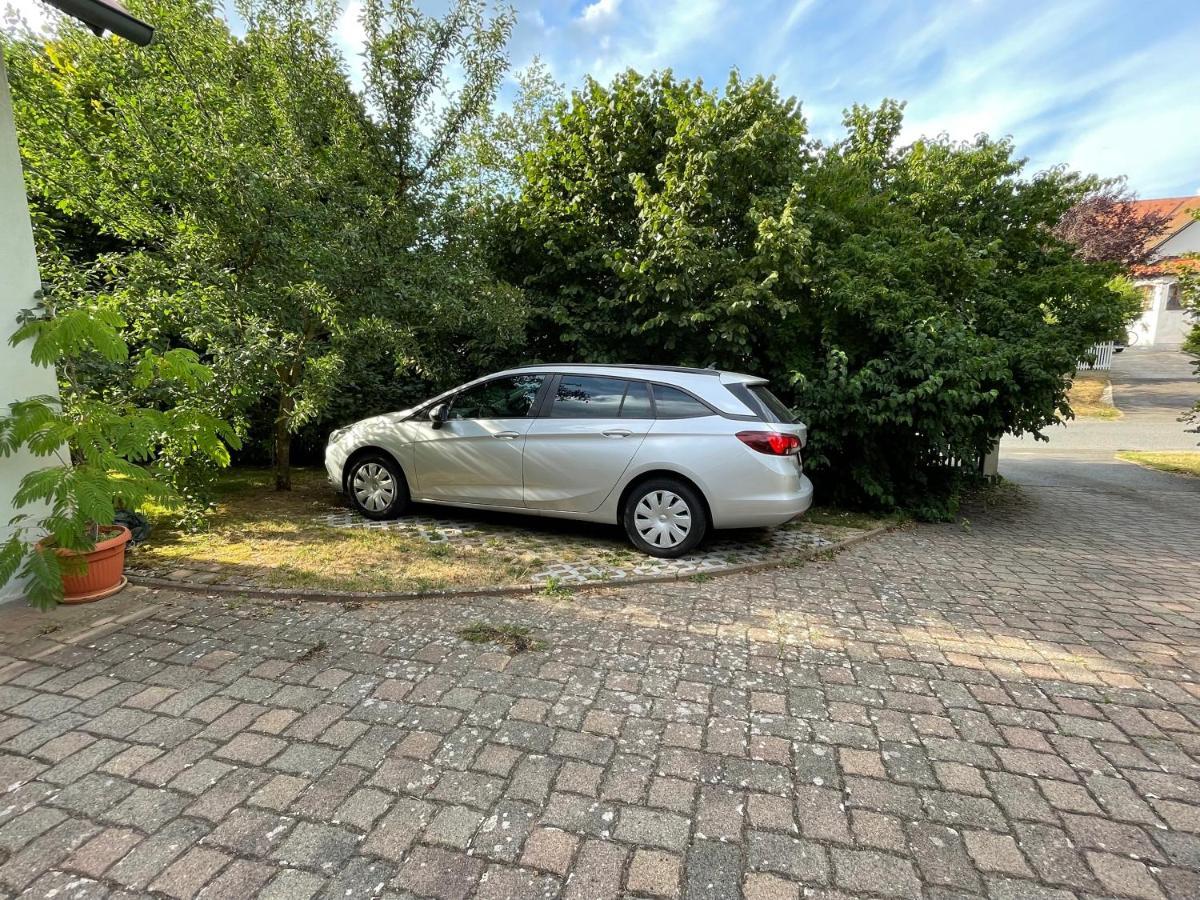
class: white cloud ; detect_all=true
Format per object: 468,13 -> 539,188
580,0 -> 621,27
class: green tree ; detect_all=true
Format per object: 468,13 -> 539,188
5,0 -> 523,491
495,74 -> 1136,516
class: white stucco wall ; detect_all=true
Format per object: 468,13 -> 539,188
1156,219 -> 1200,257
1,53 -> 60,605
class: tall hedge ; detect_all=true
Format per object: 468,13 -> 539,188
492,72 -> 1138,517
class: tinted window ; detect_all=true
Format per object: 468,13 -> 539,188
620,381 -> 653,418
550,375 -> 627,418
652,384 -> 712,419
450,375 -> 544,419
748,385 -> 797,423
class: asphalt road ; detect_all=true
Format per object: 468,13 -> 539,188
1001,346 -> 1199,492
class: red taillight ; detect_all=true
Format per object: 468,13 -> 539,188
736,430 -> 802,456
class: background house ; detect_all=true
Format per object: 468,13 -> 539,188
1127,196 -> 1200,347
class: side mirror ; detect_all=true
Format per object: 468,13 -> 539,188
428,403 -> 449,429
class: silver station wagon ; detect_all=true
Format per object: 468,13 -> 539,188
325,364 -> 814,557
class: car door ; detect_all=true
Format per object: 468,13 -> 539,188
523,374 -> 653,512
411,374 -> 546,506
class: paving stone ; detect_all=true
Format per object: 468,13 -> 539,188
747,831 -> 828,883
963,830 -> 1034,878
258,867 -> 326,900
626,848 -> 682,898
62,827 -> 143,878
474,863 -> 560,900
614,807 -> 690,851
214,732 -> 286,765
271,821 -> 360,872
831,848 -> 922,899
360,799 -> 433,863
148,846 -> 230,899
685,839 -> 742,900
562,838 -> 626,900
743,872 -> 800,900
423,804 -> 485,850
203,808 -> 292,858
1085,850 -> 1166,900
521,826 -> 579,876
1014,822 -> 1099,891
197,858 -> 277,898
395,845 -> 484,900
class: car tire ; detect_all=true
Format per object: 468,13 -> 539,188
345,453 -> 409,520
622,478 -> 708,558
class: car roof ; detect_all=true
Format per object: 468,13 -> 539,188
503,363 -> 766,386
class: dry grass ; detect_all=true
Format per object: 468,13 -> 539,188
132,468 -> 557,593
1068,374 -> 1122,420
1116,451 -> 1200,478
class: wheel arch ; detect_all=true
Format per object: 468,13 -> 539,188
342,445 -> 410,495
616,469 -> 713,529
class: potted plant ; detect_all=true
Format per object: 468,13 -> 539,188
0,302 -> 238,609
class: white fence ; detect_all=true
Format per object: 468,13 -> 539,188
1079,341 -> 1114,371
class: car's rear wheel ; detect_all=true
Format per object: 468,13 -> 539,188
623,478 -> 708,557
346,453 -> 409,520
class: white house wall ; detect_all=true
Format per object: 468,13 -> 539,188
1156,219 -> 1200,257
1,54 -> 60,605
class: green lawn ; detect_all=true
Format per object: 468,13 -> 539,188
1116,451 -> 1200,478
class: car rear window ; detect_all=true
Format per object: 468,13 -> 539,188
651,384 -> 713,419
728,383 -> 797,423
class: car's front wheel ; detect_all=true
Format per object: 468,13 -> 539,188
622,478 -> 708,557
346,453 -> 409,520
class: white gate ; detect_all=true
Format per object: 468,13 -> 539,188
1079,341 -> 1114,371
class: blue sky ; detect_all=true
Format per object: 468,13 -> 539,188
442,0 -> 1200,199
10,0 -> 1200,197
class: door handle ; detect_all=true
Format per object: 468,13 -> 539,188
493,431 -> 521,440
602,429 -> 633,438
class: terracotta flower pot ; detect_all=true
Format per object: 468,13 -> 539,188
44,525 -> 132,604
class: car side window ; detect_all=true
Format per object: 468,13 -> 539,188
620,381 -> 653,418
652,384 -> 713,419
450,375 -> 545,420
549,375 -> 627,418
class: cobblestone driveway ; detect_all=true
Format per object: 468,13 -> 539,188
1,470 -> 1197,898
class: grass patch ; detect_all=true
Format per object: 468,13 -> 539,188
1116,451 -> 1200,478
1068,373 -> 1122,419
800,506 -> 900,531
540,576 -> 575,598
458,622 -> 545,653
131,467 -> 560,594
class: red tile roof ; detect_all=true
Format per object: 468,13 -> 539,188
1131,256 -> 1200,277
1126,196 -> 1200,244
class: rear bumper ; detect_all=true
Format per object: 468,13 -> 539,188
710,472 -> 814,529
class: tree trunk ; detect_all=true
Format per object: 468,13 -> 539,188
273,392 -> 295,492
